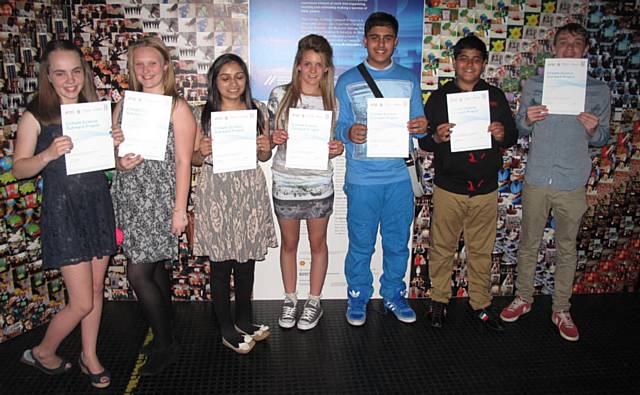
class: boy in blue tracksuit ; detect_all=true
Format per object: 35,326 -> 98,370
335,12 -> 428,326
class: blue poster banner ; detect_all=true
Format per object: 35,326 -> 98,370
250,0 -> 424,100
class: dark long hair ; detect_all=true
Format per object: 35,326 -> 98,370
201,53 -> 264,135
27,40 -> 97,125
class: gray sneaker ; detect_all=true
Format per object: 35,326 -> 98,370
278,296 -> 297,329
297,299 -> 323,330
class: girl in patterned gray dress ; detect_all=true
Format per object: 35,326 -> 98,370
192,54 -> 277,354
15,40 -> 121,389
111,37 -> 196,375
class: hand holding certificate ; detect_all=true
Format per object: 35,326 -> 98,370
211,110 -> 257,174
61,101 -> 114,175
286,108 -> 331,170
366,98 -> 410,158
446,90 -> 491,153
542,58 -> 587,115
118,90 -> 172,161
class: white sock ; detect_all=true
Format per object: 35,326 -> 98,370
308,294 -> 321,302
285,292 -> 297,306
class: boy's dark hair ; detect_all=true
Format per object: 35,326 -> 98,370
553,23 -> 588,45
364,12 -> 398,36
453,35 -> 488,61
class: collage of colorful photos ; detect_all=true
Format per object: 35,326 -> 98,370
1,0 -> 68,343
411,0 -> 640,300
70,0 -> 249,104
1,0 -> 250,342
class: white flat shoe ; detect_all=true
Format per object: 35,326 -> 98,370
235,324 -> 270,341
221,335 -> 255,354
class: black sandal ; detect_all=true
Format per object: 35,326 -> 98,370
20,349 -> 72,375
78,355 -> 111,389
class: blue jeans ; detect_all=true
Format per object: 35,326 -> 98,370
344,180 -> 414,300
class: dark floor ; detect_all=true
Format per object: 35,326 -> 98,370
1,294 -> 639,394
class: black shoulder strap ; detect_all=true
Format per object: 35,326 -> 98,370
357,63 -> 383,98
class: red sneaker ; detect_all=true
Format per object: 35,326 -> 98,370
500,296 -> 532,322
551,311 -> 580,341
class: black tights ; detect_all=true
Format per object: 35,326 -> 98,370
127,261 -> 174,350
210,259 -> 255,346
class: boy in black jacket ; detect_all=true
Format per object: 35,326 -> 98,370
419,35 -> 517,330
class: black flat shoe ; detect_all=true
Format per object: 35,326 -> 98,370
140,341 -> 179,376
473,306 -> 505,332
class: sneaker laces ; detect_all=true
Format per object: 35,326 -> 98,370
556,312 -> 575,328
509,296 -> 528,310
300,300 -> 319,322
281,300 -> 296,320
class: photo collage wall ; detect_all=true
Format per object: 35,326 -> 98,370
0,0 -> 249,342
1,0 -> 638,342
1,0 -> 70,343
409,0 -> 640,300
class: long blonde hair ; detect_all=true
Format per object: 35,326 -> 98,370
274,34 -> 336,131
126,36 -> 178,101
28,40 -> 97,125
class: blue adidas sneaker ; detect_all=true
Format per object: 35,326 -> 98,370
346,289 -> 367,326
384,290 -> 416,323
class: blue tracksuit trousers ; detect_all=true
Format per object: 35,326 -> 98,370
344,179 -> 414,300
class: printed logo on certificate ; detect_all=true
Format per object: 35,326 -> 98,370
286,108 -> 331,171
542,58 -> 587,115
61,101 -> 114,175
119,90 -> 172,161
211,110 -> 257,174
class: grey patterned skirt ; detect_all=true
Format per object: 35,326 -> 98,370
273,194 -> 334,219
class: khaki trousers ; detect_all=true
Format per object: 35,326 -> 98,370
429,187 -> 498,310
515,182 -> 587,312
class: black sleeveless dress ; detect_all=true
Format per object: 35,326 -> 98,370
35,123 -> 116,269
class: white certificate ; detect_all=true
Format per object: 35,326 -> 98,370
446,90 -> 492,153
542,58 -> 587,115
211,110 -> 257,174
61,101 -> 114,175
286,108 -> 331,170
119,90 -> 172,161
366,98 -> 410,158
